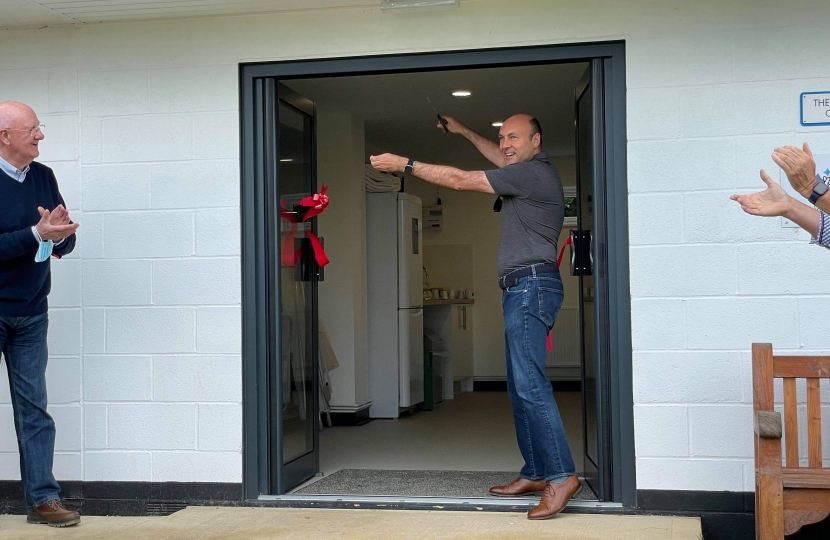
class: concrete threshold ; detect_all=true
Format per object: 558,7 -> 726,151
1,506 -> 701,540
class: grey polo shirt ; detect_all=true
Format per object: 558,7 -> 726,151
485,151 -> 565,277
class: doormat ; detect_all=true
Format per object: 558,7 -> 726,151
292,469 -> 598,501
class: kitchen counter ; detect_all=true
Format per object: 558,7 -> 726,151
423,298 -> 475,306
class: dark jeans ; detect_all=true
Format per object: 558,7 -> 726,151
0,314 -> 61,510
501,266 -> 576,483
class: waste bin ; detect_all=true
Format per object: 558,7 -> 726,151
421,351 -> 444,411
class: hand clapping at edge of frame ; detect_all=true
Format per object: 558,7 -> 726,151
35,204 -> 78,242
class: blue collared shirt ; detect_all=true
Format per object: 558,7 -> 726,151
0,154 -> 29,182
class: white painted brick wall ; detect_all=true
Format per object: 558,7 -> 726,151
0,0 -> 828,491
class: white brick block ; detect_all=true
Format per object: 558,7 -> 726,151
628,139 -> 735,193
196,306 -> 241,354
733,26 -> 830,82
0,406 -> 17,452
627,87 -> 680,141
0,27 -> 75,70
193,113 -> 238,160
634,351 -> 743,404
690,405 -> 753,457
685,191 -> 800,244
798,298 -> 830,350
628,194 -> 683,246
80,70 -> 148,117
84,404 -> 107,450
83,260 -> 152,306
106,308 -> 195,354
152,451 -> 241,482
80,213 -> 104,259
45,161 -> 81,211
198,404 -> 242,451
84,452 -> 151,481
149,160 -> 239,209
53,453 -> 82,480
680,82 -> 791,138
152,259 -> 240,306
0,367 -> 7,404
108,404 -> 196,450
37,114 -> 78,164
630,245 -> 736,297
80,118 -> 102,164
50,404 -> 82,452
636,458 -> 744,491
48,66 -> 78,114
149,65 -> 237,113
634,405 -> 689,457
83,308 -> 106,354
49,259 -> 81,308
627,32 -> 733,89
631,299 -> 685,351
739,244 -> 830,295
82,164 -> 151,211
48,308 -> 81,356
686,298 -> 798,350
196,209 -> 240,256
46,356 -> 81,404
0,453 -> 20,480
153,355 -> 241,402
0,68 -> 50,112
102,115 -> 192,163
83,356 -> 152,401
742,460 -> 756,492
104,212 -> 193,258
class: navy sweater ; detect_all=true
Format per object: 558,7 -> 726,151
0,162 -> 76,316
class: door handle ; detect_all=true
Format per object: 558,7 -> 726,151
569,230 -> 578,276
462,306 -> 467,330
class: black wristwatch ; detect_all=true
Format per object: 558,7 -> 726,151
809,180 -> 828,204
404,158 -> 415,174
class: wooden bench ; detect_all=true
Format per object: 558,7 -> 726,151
753,343 -> 830,539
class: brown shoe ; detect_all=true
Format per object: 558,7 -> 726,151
527,476 -> 580,520
489,477 -> 547,497
27,499 -> 80,527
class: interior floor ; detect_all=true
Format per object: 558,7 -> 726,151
292,390 -> 591,498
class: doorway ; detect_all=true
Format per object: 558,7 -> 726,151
241,42 -> 634,507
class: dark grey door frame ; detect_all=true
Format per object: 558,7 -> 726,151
239,41 -> 634,507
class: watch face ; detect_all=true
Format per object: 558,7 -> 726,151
818,181 -> 829,195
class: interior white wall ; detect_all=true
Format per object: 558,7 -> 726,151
0,0 -> 827,492
317,109 -> 370,410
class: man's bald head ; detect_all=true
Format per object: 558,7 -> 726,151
0,101 -> 35,129
498,114 -> 542,165
0,101 -> 44,170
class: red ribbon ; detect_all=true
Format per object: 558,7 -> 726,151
280,185 -> 330,269
547,234 -> 574,352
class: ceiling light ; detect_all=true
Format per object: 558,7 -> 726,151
492,122 -> 503,127
452,90 -> 471,98
280,158 -> 293,162
381,0 -> 459,12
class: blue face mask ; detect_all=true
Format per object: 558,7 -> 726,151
34,240 -> 53,263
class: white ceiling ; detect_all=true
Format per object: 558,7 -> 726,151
286,62 -> 588,167
0,0 -> 373,28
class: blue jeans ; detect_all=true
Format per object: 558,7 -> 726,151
0,314 -> 61,510
501,266 -> 576,483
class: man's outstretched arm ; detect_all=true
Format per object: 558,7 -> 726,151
441,116 -> 505,168
370,153 -> 494,194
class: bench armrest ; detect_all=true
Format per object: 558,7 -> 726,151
755,410 -> 782,439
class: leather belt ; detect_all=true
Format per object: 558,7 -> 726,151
498,263 -> 559,290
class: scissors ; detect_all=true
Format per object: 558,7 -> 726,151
427,97 -> 449,132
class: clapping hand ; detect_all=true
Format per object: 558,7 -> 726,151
35,205 -> 78,241
773,142 -> 818,199
730,170 -> 792,217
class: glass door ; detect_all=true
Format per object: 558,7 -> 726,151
266,82 -> 320,493
573,62 -> 612,500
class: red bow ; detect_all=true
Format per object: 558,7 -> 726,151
280,185 -> 330,269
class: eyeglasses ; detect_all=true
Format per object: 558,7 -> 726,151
1,124 -> 45,136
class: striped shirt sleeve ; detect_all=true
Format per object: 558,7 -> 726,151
810,210 -> 830,249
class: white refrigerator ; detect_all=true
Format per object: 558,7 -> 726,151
367,192 -> 425,418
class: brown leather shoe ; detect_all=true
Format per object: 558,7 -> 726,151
527,475 -> 580,520
489,477 -> 547,497
27,499 -> 80,527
